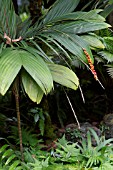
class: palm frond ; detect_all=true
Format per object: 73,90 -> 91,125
17,18 -> 32,38
48,63 -> 79,90
81,35 -> 105,49
43,0 -> 80,24
0,48 -> 22,95
21,70 -> 44,104
100,3 -> 113,18
47,33 -> 93,64
29,40 -> 53,62
49,9 -> 105,23
49,21 -> 110,34
0,0 -> 17,38
19,49 -> 53,94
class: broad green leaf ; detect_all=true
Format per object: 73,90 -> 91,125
98,51 -> 113,62
19,50 -> 53,94
21,70 -> 44,104
51,21 -> 110,34
48,63 -> 79,90
48,9 -> 105,23
43,0 -> 80,24
0,49 -> 22,95
81,35 -> 105,49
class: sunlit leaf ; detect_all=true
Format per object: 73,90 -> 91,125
81,35 -> 105,49
0,49 -> 22,95
48,63 -> 79,90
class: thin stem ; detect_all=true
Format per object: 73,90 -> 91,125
13,78 -> 24,161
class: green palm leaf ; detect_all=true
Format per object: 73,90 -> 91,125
21,70 -> 44,104
51,21 -> 110,34
43,0 -> 80,24
48,63 -> 79,90
81,35 -> 105,49
48,9 -> 105,23
0,49 -> 22,95
0,48 -> 53,96
101,3 -> 113,18
19,50 -> 53,94
49,33 -> 93,63
0,0 -> 17,38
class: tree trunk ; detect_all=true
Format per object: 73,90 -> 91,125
29,0 -> 43,24
13,77 -> 24,161
12,0 -> 18,14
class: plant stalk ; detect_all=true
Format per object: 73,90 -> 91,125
13,78 -> 24,161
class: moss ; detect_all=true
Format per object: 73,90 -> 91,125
44,113 -> 56,141
41,98 -> 57,141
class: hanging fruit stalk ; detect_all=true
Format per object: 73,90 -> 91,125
82,48 -> 98,80
82,48 -> 105,89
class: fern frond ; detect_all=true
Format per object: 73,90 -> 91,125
99,28 -> 113,37
0,144 -> 23,169
8,126 -> 38,147
103,37 -> 113,53
106,64 -> 113,79
98,51 -> 113,63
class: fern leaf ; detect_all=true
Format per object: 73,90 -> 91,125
9,160 -> 21,170
5,154 -> 16,165
0,144 -> 9,153
2,149 -> 13,159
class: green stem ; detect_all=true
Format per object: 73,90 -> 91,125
13,77 -> 24,161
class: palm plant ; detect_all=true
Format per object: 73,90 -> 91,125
0,0 -> 110,161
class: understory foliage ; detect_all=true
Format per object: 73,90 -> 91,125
1,128 -> 113,169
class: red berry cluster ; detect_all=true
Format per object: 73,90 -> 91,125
83,48 -> 98,81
